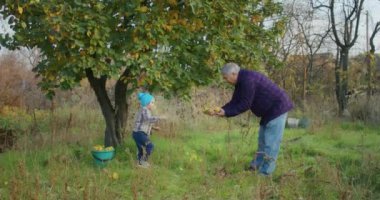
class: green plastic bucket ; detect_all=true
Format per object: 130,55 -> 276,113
91,149 -> 115,168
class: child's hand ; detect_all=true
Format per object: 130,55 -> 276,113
152,126 -> 161,131
159,115 -> 168,120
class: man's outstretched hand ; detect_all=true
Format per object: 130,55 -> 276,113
203,106 -> 224,116
214,108 -> 225,117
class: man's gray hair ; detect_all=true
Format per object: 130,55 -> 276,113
221,63 -> 240,75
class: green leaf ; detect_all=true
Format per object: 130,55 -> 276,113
74,40 -> 85,48
1,0 -> 283,99
21,22 -> 27,29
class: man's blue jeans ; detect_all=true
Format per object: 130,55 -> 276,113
250,113 -> 287,175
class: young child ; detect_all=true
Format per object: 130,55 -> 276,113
133,92 -> 160,168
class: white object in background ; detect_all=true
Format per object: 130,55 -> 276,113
287,118 -> 300,128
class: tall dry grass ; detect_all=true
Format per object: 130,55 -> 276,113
349,95 -> 380,125
0,52 -> 47,109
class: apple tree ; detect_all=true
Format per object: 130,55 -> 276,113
0,0 -> 284,146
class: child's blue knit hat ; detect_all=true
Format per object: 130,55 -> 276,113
138,92 -> 154,107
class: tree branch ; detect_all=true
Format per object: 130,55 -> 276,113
330,0 -> 344,48
370,22 -> 380,53
311,0 -> 331,10
345,0 -> 358,20
348,0 -> 365,47
85,68 -> 114,113
314,26 -> 331,53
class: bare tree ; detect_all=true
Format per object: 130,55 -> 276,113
294,2 -> 331,102
271,0 -> 304,91
18,47 -> 41,70
367,21 -> 380,97
312,0 -> 365,116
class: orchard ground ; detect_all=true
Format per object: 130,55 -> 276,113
0,106 -> 379,199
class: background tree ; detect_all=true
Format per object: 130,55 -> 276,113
0,0 -> 284,147
271,0 -> 331,105
271,0 -> 303,92
312,0 -> 365,116
367,21 -> 380,97
294,2 -> 330,102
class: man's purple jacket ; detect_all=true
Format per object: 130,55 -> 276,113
222,69 -> 293,126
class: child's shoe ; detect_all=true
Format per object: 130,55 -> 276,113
138,160 -> 150,168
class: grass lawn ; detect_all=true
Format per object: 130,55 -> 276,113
0,122 -> 379,199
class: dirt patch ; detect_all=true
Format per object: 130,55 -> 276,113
214,166 -> 230,178
0,128 -> 16,153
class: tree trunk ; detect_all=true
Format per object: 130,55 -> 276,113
367,52 -> 374,98
341,48 -> 349,114
368,22 -> 380,98
307,55 -> 313,85
114,69 -> 130,142
303,62 -> 307,102
335,48 -> 349,116
281,68 -> 286,89
85,69 -> 128,147
335,49 -> 341,114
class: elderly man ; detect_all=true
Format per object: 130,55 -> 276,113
214,63 -> 293,175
